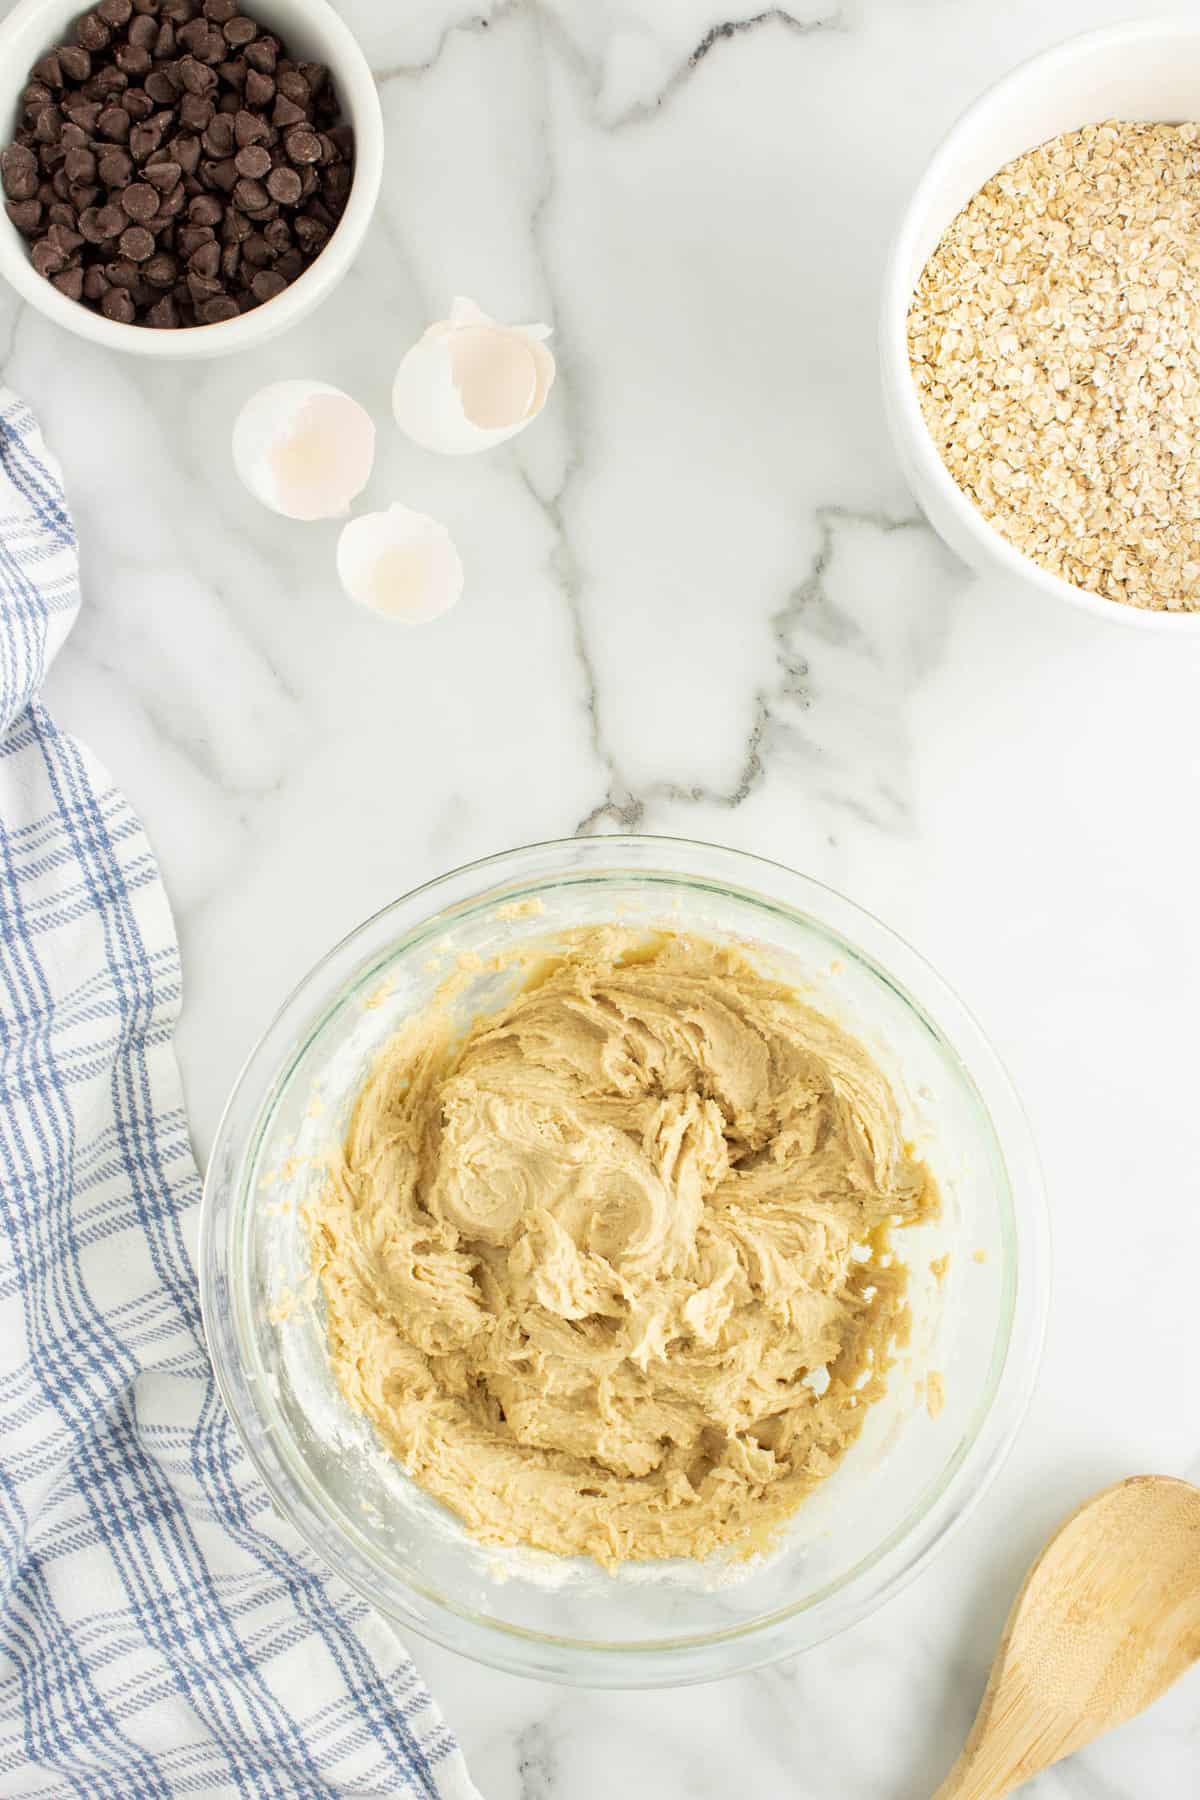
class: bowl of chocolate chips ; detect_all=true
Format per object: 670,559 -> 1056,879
0,0 -> 383,354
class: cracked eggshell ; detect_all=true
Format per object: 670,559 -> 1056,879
392,297 -> 556,455
232,380 -> 375,520
336,503 -> 464,624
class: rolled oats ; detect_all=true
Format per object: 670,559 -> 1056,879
908,121 -> 1200,611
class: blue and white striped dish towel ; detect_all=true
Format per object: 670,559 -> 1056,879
0,389 -> 479,1800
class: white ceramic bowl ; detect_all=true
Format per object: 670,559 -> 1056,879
0,0 -> 383,358
881,18 -> 1200,632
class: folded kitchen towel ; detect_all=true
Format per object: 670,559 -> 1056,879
0,389 -> 479,1800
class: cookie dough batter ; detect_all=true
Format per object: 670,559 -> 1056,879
307,930 -> 936,1566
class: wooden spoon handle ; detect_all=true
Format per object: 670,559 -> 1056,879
931,1750 -> 1021,1800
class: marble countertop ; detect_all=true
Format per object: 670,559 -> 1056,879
4,0 -> 1200,1793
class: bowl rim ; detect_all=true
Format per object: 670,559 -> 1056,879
0,0 -> 384,359
880,15 -> 1200,632
199,835 -> 1050,1686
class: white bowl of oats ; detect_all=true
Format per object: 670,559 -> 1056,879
882,19 -> 1200,627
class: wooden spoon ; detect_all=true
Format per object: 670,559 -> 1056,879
933,1475 -> 1200,1799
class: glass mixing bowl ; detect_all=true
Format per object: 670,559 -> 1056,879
199,836 -> 1048,1685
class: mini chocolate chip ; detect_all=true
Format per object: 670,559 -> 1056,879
323,163 -> 351,200
219,239 -> 238,277
97,106 -> 131,141
5,198 -> 42,234
101,285 -> 135,321
328,124 -> 353,160
203,0 -> 237,21
144,249 -> 176,283
129,13 -> 159,47
119,223 -> 155,259
271,94 -> 303,129
59,121 -> 88,148
300,61 -> 329,96
98,0 -> 134,20
264,163 -> 300,205
187,191 -> 222,224
82,265 -> 109,299
76,13 -> 113,52
188,238 -> 219,276
216,90 -> 239,115
31,237 -> 67,277
220,205 -> 250,241
262,215 -> 289,252
234,107 -> 268,146
240,230 -> 269,266
121,87 -> 154,120
120,180 -> 158,220
50,168 -> 72,202
153,18 -> 176,54
283,128 -> 319,165
233,142 -> 270,179
144,158 -> 180,189
59,46 -> 93,83
146,293 -> 178,325
51,266 -> 85,301
162,0 -> 196,18
144,69 -> 177,103
1,145 -> 39,201
70,183 -> 101,211
97,147 -> 134,185
46,202 -> 76,227
232,175 -> 266,211
224,16 -> 256,46
243,67 -> 272,106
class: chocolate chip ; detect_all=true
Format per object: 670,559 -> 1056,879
144,250 -> 176,283
229,175 -> 265,212
243,67 -> 272,107
33,105 -> 64,145
169,132 -> 201,174
177,53 -> 216,95
63,147 -> 96,184
234,106 -> 267,146
207,156 -> 238,191
247,266 -> 284,302
233,142 -> 269,179
223,16 -> 256,47
240,229 -> 269,266
176,222 -> 212,255
97,105 -> 131,140
201,113 -> 235,155
143,69 -> 176,104
293,214 -> 327,253
129,13 -> 159,48
144,158 -> 181,190
96,148 -> 133,187
5,198 -> 43,234
271,94 -> 303,129
203,0 -> 237,21
98,0 -> 134,21
1,145 -> 39,201
146,293 -> 178,326
31,237 -> 67,277
187,190 -> 221,224
283,127 -> 319,164
274,246 -> 302,281
119,223 -> 155,259
101,285 -> 135,321
120,180 -> 158,221
82,265 -> 108,299
264,163 -> 299,205
75,13 -> 113,52
188,237 -> 219,276
52,265 -> 85,300
60,45 -> 93,83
